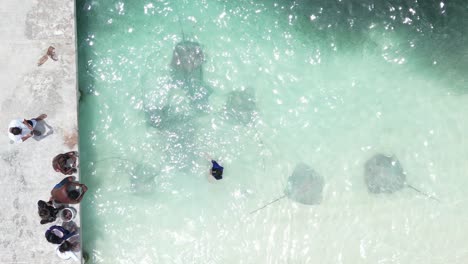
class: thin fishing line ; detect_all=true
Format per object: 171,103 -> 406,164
252,126 -> 267,172
251,107 -> 269,172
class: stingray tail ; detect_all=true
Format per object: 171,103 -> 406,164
177,15 -> 186,41
174,14 -> 190,82
91,156 -> 136,166
253,127 -> 266,172
249,194 -> 287,215
406,184 -> 440,202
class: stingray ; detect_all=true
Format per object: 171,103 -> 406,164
183,79 -> 213,113
160,122 -> 199,172
128,163 -> 158,194
225,88 -> 267,169
145,105 -> 193,130
144,87 -> 195,130
364,153 -> 439,201
170,39 -> 212,110
171,40 -> 204,81
250,162 -> 324,214
145,111 -> 199,171
92,157 -> 159,194
225,88 -> 257,125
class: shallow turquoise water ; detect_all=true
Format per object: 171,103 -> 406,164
77,1 -> 468,263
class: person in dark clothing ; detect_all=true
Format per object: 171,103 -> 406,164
210,160 -> 224,180
37,200 -> 59,225
201,153 -> 225,181
45,225 -> 76,244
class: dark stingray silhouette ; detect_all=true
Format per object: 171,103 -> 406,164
171,40 -> 204,81
250,162 -> 324,214
224,88 -> 257,125
365,154 -> 406,193
145,105 -> 193,130
143,87 -> 195,130
184,78 -> 213,113
169,38 -> 213,113
286,163 -> 324,204
90,157 -> 158,194
128,163 -> 158,194
364,153 -> 439,201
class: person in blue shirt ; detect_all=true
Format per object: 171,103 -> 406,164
201,153 -> 224,181
210,160 -> 224,180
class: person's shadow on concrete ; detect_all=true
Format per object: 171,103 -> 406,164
32,120 -> 54,141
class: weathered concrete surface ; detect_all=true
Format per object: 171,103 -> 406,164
0,0 -> 80,263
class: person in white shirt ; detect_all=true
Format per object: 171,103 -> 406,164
8,114 -> 47,143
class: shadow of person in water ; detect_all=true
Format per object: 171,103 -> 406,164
32,119 -> 54,141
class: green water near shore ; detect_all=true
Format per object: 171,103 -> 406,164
77,1 -> 468,263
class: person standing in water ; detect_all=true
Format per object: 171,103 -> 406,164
201,153 -> 224,181
210,160 -> 224,180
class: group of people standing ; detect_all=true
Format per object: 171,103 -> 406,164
44,152 -> 88,261
7,112 -> 225,262
7,115 -> 88,262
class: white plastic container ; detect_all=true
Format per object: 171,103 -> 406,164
59,207 -> 77,222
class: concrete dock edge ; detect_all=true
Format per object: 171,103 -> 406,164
0,0 -> 81,263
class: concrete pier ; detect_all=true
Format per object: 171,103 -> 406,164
0,0 -> 80,263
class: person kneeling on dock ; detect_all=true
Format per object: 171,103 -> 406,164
52,151 -> 79,175
37,200 -> 60,224
56,225 -> 81,262
50,176 -> 88,204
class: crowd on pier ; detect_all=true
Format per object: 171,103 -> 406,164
7,111 -> 225,262
8,113 -> 87,262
